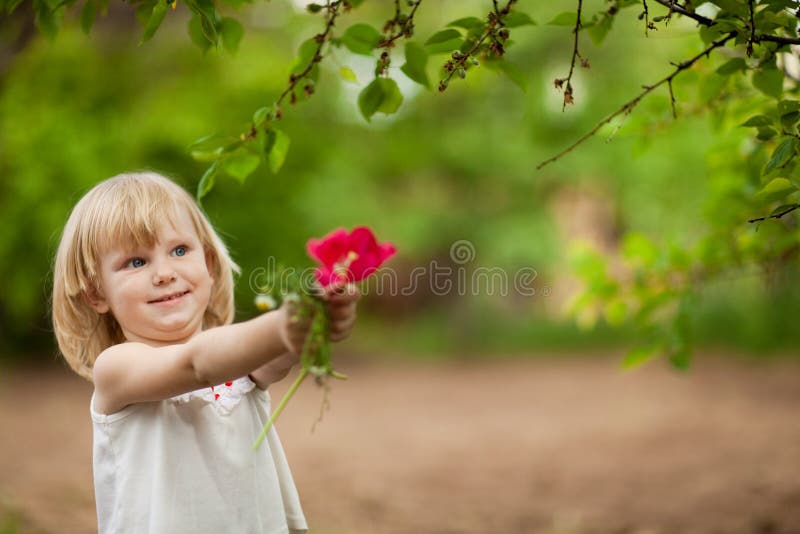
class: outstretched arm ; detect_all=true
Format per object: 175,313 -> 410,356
92,304 -> 303,414
248,285 -> 359,390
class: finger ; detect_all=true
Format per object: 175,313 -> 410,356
289,316 -> 313,332
326,288 -> 360,306
328,315 -> 356,337
328,330 -> 351,342
326,302 -> 356,322
289,332 -> 310,353
283,298 -> 309,323
325,282 -> 358,300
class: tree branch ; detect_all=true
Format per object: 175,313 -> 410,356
379,0 -> 422,48
537,32 -> 736,170
438,0 -> 516,92
651,0 -> 800,46
755,33 -> 800,46
561,0 -> 583,110
275,0 -> 343,109
748,204 -> 800,223
651,0 -> 713,26
747,0 -> 755,56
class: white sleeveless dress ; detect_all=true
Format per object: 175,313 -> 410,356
90,376 -> 307,533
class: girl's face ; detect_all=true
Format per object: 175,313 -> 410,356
88,209 -> 215,347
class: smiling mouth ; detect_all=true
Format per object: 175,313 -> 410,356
149,290 -> 190,304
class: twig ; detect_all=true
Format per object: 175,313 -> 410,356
561,0 -> 583,110
747,0 -> 755,56
438,0 -> 515,91
537,32 -> 736,170
652,0 -> 713,26
748,204 -> 800,223
755,34 -> 800,47
276,0 -> 343,108
379,0 -> 422,48
667,78 -> 677,118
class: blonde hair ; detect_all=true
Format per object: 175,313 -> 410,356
52,171 -> 240,381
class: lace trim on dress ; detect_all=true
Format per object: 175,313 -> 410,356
168,376 -> 256,416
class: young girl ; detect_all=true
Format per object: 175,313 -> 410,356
51,171 -> 359,533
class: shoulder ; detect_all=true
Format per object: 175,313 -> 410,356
92,340 -> 204,415
93,342 -> 151,384
93,342 -> 150,415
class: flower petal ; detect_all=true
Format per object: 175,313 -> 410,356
307,228 -> 349,267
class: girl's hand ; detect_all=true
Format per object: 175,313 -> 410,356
322,283 -> 360,342
278,299 -> 313,355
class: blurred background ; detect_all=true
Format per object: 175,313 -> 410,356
1,0 -> 798,532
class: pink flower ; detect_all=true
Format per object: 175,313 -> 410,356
307,226 -> 396,288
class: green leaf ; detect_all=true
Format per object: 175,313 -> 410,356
424,29 -> 463,54
34,3 -> 62,40
188,14 -> 214,51
80,0 -> 96,34
339,66 -> 359,84
740,115 -> 773,127
446,17 -> 483,31
504,10 -> 536,28
712,0 -> 748,16
780,111 -> 800,132
223,149 -> 261,183
548,11 -> 577,26
341,23 -> 382,55
699,23 -> 727,45
716,58 -> 747,76
188,0 -> 220,46
252,106 -> 269,126
219,17 -> 243,54
197,161 -> 218,200
763,137 -> 798,175
757,177 -> 795,196
757,126 -> 777,141
778,100 -> 800,115
668,348 -> 691,371
358,77 -> 403,122
622,346 -> 657,369
770,203 -> 800,217
603,299 -> 627,326
264,128 -> 290,174
622,233 -> 658,267
292,38 -> 318,73
425,28 -> 461,45
587,14 -> 613,46
189,134 -> 240,161
377,78 -> 403,114
6,0 -> 25,14
498,59 -> 527,92
753,67 -> 784,100
400,41 -> 430,89
140,0 -> 168,44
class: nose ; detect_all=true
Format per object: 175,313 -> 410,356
152,261 -> 177,286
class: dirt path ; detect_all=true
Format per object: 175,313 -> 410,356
1,353 -> 799,533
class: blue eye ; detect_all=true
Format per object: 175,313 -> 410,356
173,246 -> 187,257
127,258 -> 145,268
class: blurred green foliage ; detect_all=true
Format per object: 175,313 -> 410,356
1,0 -> 799,365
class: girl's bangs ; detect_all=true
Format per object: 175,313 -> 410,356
90,183 -> 196,261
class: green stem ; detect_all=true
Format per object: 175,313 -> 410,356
252,367 -> 309,450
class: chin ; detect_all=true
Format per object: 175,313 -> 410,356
151,320 -> 203,342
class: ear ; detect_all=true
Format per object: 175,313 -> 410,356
83,285 -> 110,314
205,248 -> 216,285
